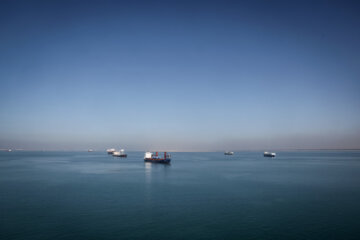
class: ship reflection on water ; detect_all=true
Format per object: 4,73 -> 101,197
145,162 -> 152,184
144,162 -> 171,202
144,161 -> 171,185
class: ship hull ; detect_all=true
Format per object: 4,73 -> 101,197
114,154 -> 127,157
144,158 -> 171,164
264,154 -> 276,157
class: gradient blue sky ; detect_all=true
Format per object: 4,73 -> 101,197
1,0 -> 360,151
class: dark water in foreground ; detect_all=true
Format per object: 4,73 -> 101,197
1,151 -> 360,240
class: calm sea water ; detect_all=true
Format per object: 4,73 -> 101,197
1,151 -> 360,240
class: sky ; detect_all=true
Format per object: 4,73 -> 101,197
0,0 -> 360,151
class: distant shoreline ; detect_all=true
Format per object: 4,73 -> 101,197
1,149 -> 360,152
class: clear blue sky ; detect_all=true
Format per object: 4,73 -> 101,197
1,0 -> 360,151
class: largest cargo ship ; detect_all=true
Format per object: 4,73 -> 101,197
144,152 -> 171,164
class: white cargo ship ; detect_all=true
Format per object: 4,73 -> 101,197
264,152 -> 276,157
113,149 -> 127,157
224,151 -> 234,155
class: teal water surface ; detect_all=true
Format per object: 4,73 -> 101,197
1,151 -> 360,239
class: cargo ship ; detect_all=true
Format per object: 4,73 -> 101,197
224,151 -> 234,155
144,152 -> 171,164
113,149 -> 127,157
264,152 -> 276,157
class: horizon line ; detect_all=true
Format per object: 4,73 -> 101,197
2,148 -> 360,152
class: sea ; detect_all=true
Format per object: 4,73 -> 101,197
1,151 -> 360,240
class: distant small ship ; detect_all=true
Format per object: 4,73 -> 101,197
0,149 -> 12,152
224,151 -> 234,155
88,149 -> 94,152
144,152 -> 171,164
264,152 -> 276,157
107,148 -> 116,154
113,149 -> 127,157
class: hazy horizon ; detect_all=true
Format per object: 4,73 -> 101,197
1,0 -> 360,151
2,131 -> 360,152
